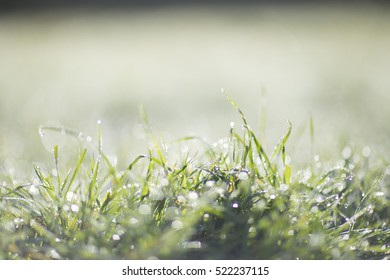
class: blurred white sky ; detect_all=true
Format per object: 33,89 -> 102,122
0,5 -> 389,166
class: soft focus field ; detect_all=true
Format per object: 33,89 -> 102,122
0,4 -> 389,259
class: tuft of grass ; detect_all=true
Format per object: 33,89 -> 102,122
0,97 -> 389,260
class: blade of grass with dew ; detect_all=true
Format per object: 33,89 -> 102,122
224,94 -> 276,185
350,172 -> 385,231
53,145 -> 62,190
139,105 -> 167,170
86,122 -> 102,209
61,148 -> 87,196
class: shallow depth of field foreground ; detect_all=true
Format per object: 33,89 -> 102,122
0,3 -> 389,259
1,96 -> 389,260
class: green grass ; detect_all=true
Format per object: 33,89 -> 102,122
0,97 -> 389,260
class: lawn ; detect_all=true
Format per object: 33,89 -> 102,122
0,4 -> 389,259
0,95 -> 389,259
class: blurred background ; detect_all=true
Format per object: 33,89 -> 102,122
1,1 -> 389,176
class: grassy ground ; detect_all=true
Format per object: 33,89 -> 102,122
0,97 -> 389,260
0,5 -> 389,260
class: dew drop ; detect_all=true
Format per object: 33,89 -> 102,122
66,192 -> 75,202
340,234 -> 350,241
280,184 -> 289,192
149,188 -> 164,201
342,147 -> 352,159
161,178 -> 169,187
182,241 -> 201,249
176,195 -> 186,204
232,201 -> 240,208
205,180 -> 215,188
171,219 -> 184,230
39,121 -> 66,152
138,204 -> 151,215
238,171 -> 249,181
49,249 -> 61,259
130,218 -> 139,225
188,192 -> 198,200
28,185 -> 39,195
70,204 -> 79,213
362,146 -> 371,157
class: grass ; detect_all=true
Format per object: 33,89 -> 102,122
0,96 -> 389,260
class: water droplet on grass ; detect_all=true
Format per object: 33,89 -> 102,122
340,234 -> 350,241
362,146 -> 371,157
160,178 -> 169,187
71,204 -> 79,213
171,219 -> 183,230
188,192 -> 198,200
280,184 -> 289,192
232,202 -> 240,208
342,147 -> 352,159
238,171 -> 249,181
28,185 -> 38,195
138,204 -> 151,215
39,121 -> 66,152
66,192 -> 75,202
205,180 -> 215,188
176,195 -> 186,204
49,249 -> 61,259
361,240 -> 369,248
149,188 -> 164,201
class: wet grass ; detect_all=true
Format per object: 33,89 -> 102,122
0,97 -> 389,260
